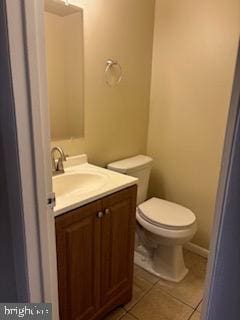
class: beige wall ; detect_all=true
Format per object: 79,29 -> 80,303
147,0 -> 240,249
51,0 -> 155,166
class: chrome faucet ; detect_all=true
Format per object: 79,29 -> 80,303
51,146 -> 67,175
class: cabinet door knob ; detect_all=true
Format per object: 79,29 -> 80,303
97,211 -> 104,218
105,208 -> 111,215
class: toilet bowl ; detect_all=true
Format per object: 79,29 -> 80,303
135,197 -> 197,282
107,155 -> 197,282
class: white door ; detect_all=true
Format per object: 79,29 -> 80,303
6,0 -> 59,318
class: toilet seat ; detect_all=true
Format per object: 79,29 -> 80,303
137,197 -> 196,230
136,209 -> 197,239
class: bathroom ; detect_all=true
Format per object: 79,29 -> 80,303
1,0 -> 240,319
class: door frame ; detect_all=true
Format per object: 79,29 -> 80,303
201,41 -> 240,320
5,0 -> 59,317
0,0 -> 29,302
4,0 -> 44,302
4,0 -> 240,319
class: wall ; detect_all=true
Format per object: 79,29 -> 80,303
147,0 -> 240,249
50,0 -> 155,166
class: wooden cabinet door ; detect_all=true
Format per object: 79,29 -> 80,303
55,200 -> 102,320
101,186 -> 137,305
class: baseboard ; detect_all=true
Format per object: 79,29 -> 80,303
184,242 -> 209,259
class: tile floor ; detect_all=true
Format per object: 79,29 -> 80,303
104,250 -> 207,320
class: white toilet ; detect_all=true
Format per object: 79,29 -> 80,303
108,155 -> 197,283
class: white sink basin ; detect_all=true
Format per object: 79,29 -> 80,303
53,172 -> 108,198
52,155 -> 138,216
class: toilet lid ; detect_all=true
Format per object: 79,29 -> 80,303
138,197 -> 196,229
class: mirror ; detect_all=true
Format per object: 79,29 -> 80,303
44,0 -> 84,140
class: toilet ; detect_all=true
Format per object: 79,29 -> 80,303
107,155 -> 197,282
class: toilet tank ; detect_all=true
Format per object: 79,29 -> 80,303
107,155 -> 153,205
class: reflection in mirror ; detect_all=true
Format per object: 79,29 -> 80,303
44,0 -> 84,140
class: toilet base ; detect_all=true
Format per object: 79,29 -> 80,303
152,244 -> 189,282
134,244 -> 188,283
134,250 -> 161,278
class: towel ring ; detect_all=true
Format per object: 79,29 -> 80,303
105,59 -> 123,87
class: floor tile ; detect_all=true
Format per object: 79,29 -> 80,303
156,251 -> 207,308
124,270 -> 153,311
104,307 -> 126,320
197,301 -> 202,313
134,265 -> 159,285
130,286 -> 193,320
184,251 -> 207,278
121,314 -> 138,320
189,311 -> 201,320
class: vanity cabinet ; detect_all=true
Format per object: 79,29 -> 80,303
55,185 -> 137,320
